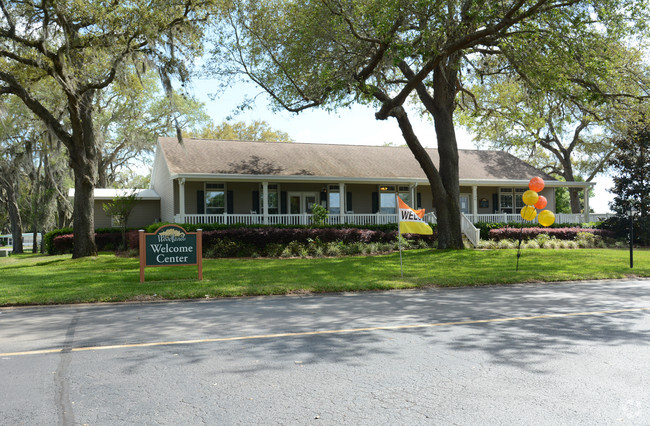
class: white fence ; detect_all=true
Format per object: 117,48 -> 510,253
0,233 -> 42,248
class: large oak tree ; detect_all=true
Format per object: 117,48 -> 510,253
211,0 -> 647,248
0,0 -> 211,257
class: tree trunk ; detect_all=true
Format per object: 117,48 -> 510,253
428,60 -> 463,249
68,91 -> 99,258
32,230 -> 38,253
71,169 -> 97,258
97,151 -> 108,188
4,183 -> 24,254
569,188 -> 581,214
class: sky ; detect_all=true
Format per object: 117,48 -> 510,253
187,78 -> 615,213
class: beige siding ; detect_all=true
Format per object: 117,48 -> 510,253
184,181 -> 203,214
230,182 -> 259,213
345,184 -> 374,214
94,201 -> 113,228
94,200 -> 161,229
128,201 -> 161,227
151,146 -> 174,222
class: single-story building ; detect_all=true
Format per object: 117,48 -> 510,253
68,188 -> 161,229
149,137 -> 596,226
81,138 -> 604,236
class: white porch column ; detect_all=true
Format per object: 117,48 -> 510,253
179,178 -> 186,223
411,183 -> 417,208
472,185 -> 478,221
262,181 -> 269,225
340,183 -> 346,223
583,184 -> 590,222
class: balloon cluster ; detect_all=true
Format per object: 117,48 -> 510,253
520,177 -> 555,227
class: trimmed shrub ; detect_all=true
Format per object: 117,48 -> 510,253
44,228 -> 73,255
49,229 -> 141,254
489,227 -> 615,242
475,221 -> 599,240
53,234 -> 74,254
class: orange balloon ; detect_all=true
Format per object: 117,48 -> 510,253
529,177 -> 545,192
538,210 -> 555,227
522,190 -> 539,206
520,206 -> 537,221
534,195 -> 547,209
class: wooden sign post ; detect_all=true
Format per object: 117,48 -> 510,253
139,225 -> 202,283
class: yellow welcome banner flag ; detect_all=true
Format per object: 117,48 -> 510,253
397,197 -> 433,235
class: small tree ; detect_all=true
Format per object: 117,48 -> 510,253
311,204 -> 329,227
102,192 -> 138,251
606,124 -> 650,245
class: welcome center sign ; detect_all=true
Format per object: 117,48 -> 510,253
139,225 -> 203,282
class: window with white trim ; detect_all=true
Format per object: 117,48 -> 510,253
379,185 -> 412,214
259,184 -> 279,214
206,183 -> 225,214
499,187 -> 526,213
328,185 -> 340,214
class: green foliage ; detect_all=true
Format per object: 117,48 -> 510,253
607,122 -> 650,245
44,228 -> 74,255
190,120 -> 293,142
95,70 -> 211,187
1,0 -> 215,257
102,192 -> 139,250
311,204 -> 329,226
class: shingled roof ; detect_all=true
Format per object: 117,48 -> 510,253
157,138 -> 555,182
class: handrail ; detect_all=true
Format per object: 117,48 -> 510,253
460,213 -> 480,247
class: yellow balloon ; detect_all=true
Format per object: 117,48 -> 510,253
520,206 -> 537,221
538,210 -> 555,227
522,190 -> 539,206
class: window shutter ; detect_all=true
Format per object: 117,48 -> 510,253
252,191 -> 260,213
346,191 -> 352,212
492,193 -> 498,213
372,192 -> 379,213
280,191 -> 287,214
417,192 -> 422,209
197,190 -> 204,214
227,190 -> 234,214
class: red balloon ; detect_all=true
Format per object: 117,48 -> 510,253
534,195 -> 547,209
529,177 -> 545,192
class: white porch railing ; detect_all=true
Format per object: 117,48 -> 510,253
175,212 -> 612,247
178,213 -> 404,226
464,213 -> 615,224
178,212 -> 614,227
460,214 -> 480,247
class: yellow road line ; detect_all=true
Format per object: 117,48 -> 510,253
2,307 -> 648,358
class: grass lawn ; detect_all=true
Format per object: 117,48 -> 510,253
1,249 -> 648,306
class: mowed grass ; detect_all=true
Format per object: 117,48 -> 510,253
1,249 -> 648,306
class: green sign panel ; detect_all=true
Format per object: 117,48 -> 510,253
144,225 -> 197,266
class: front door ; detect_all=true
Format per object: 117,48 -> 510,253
289,192 -> 319,214
459,194 -> 470,214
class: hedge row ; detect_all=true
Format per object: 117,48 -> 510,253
50,227 -> 436,255
52,231 -> 135,254
474,221 -> 598,240
488,227 -> 616,241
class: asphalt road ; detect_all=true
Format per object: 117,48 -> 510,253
1,279 -> 649,425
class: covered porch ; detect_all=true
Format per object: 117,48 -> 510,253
171,178 -> 599,225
